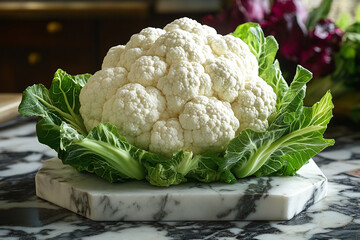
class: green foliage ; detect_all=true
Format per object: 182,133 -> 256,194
231,22 -> 279,77
18,69 -> 90,151
336,12 -> 352,30
306,0 -> 333,30
224,84 -> 334,178
60,122 -> 146,181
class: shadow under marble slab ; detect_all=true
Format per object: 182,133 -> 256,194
35,158 -> 327,221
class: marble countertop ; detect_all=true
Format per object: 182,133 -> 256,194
0,117 -> 359,239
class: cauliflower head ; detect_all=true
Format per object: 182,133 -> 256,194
79,17 -> 276,156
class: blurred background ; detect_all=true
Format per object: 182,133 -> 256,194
0,0 -> 222,93
0,0 -> 360,127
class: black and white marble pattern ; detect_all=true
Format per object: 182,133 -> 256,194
35,157 -> 327,221
1,117 -> 359,239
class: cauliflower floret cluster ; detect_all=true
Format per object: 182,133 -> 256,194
80,17 -> 276,156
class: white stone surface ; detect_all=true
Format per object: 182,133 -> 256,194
35,158 -> 327,221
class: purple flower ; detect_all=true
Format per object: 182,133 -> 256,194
202,0 -> 344,78
201,0 -> 270,35
270,0 -> 307,23
300,46 -> 334,77
262,13 -> 307,61
299,19 -> 344,77
310,19 -> 343,51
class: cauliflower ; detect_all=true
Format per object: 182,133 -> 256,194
232,75 -> 276,132
79,17 -> 277,156
179,96 -> 239,154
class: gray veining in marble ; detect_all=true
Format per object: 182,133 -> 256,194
35,157 -> 327,221
1,118 -> 360,240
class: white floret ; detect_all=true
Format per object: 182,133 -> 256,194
128,56 -> 168,87
119,27 -> 165,71
207,34 -> 228,56
223,35 -> 259,76
220,52 -> 257,78
148,29 -> 211,65
164,17 -> 217,36
157,61 -> 213,116
126,27 -> 166,50
232,75 -> 276,132
149,118 -> 184,156
119,48 -> 145,71
79,67 -> 128,131
223,35 -> 252,57
102,83 -> 166,149
179,96 -> 239,154
102,45 -> 125,69
205,56 -> 245,102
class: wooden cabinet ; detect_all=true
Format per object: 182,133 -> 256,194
0,16 -> 147,93
0,0 -> 210,93
0,19 -> 98,92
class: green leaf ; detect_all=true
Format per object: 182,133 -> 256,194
336,12 -> 352,30
230,26 -> 329,180
306,0 -> 333,30
231,22 -> 279,76
49,69 -> 89,135
261,60 -> 289,112
60,122 -> 146,182
143,151 -> 237,186
143,151 -> 200,187
187,153 -> 237,184
256,92 -> 334,176
18,84 -> 51,118
144,151 -> 193,187
36,114 -> 62,152
143,161 -> 186,187
224,87 -> 334,178
259,36 -> 279,77
278,65 -> 312,114
356,4 -> 360,23
18,69 -> 91,153
232,23 -> 264,60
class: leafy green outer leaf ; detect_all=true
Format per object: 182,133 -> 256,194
36,114 -> 62,152
225,91 -> 334,178
261,60 -> 289,113
232,22 -> 264,59
49,69 -> 89,134
143,161 -> 186,187
142,151 -> 237,186
259,36 -> 279,78
143,151 -> 199,187
267,65 -> 312,132
60,122 -> 146,181
141,151 -> 193,187
306,0 -> 333,30
224,63 -> 332,178
231,22 -> 279,77
18,69 -> 90,152
279,65 -> 313,113
186,154 -> 237,184
257,92 -> 334,176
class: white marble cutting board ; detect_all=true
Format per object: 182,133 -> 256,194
35,158 -> 327,221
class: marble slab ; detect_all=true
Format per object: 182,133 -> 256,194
35,158 -> 327,221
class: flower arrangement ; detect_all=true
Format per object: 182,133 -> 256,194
202,0 -> 360,122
